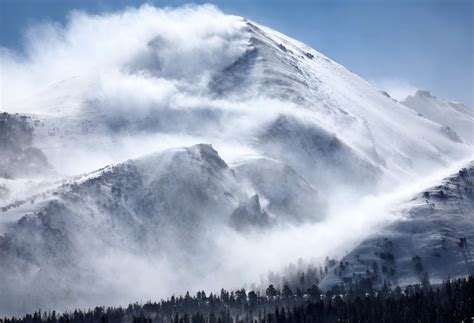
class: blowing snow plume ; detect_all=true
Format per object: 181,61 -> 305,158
0,3 -> 473,316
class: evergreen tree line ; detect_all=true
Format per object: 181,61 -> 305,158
2,276 -> 473,323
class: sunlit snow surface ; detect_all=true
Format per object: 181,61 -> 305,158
0,4 -> 473,315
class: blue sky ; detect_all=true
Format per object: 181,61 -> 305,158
1,0 -> 472,106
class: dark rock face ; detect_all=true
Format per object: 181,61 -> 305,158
0,112 -> 51,178
440,125 -> 463,143
209,47 -> 259,97
234,157 -> 323,223
230,194 -> 271,230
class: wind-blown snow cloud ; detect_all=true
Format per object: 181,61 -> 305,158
0,4 -> 248,115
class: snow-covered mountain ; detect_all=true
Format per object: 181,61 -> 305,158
403,90 -> 474,144
5,14 -> 469,191
0,143 -> 323,312
0,4 -> 473,315
320,163 -> 474,289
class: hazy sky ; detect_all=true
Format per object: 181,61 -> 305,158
1,0 -> 472,106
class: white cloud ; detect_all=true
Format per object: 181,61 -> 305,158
0,4 -> 249,115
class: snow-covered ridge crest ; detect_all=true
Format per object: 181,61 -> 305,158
2,3 -> 470,187
0,143 -> 325,314
403,90 -> 474,144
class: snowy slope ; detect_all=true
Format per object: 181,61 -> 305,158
0,143 -> 328,313
320,162 -> 474,289
4,17 -> 470,194
210,22 -> 471,185
403,90 -> 474,144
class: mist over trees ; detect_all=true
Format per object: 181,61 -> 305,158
2,276 -> 473,323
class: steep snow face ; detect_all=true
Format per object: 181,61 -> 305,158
256,115 -> 381,193
213,21 -> 471,185
320,162 -> 474,289
403,90 -> 474,144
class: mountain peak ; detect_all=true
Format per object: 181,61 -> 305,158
403,89 -> 474,143
412,89 -> 434,98
186,143 -> 229,171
